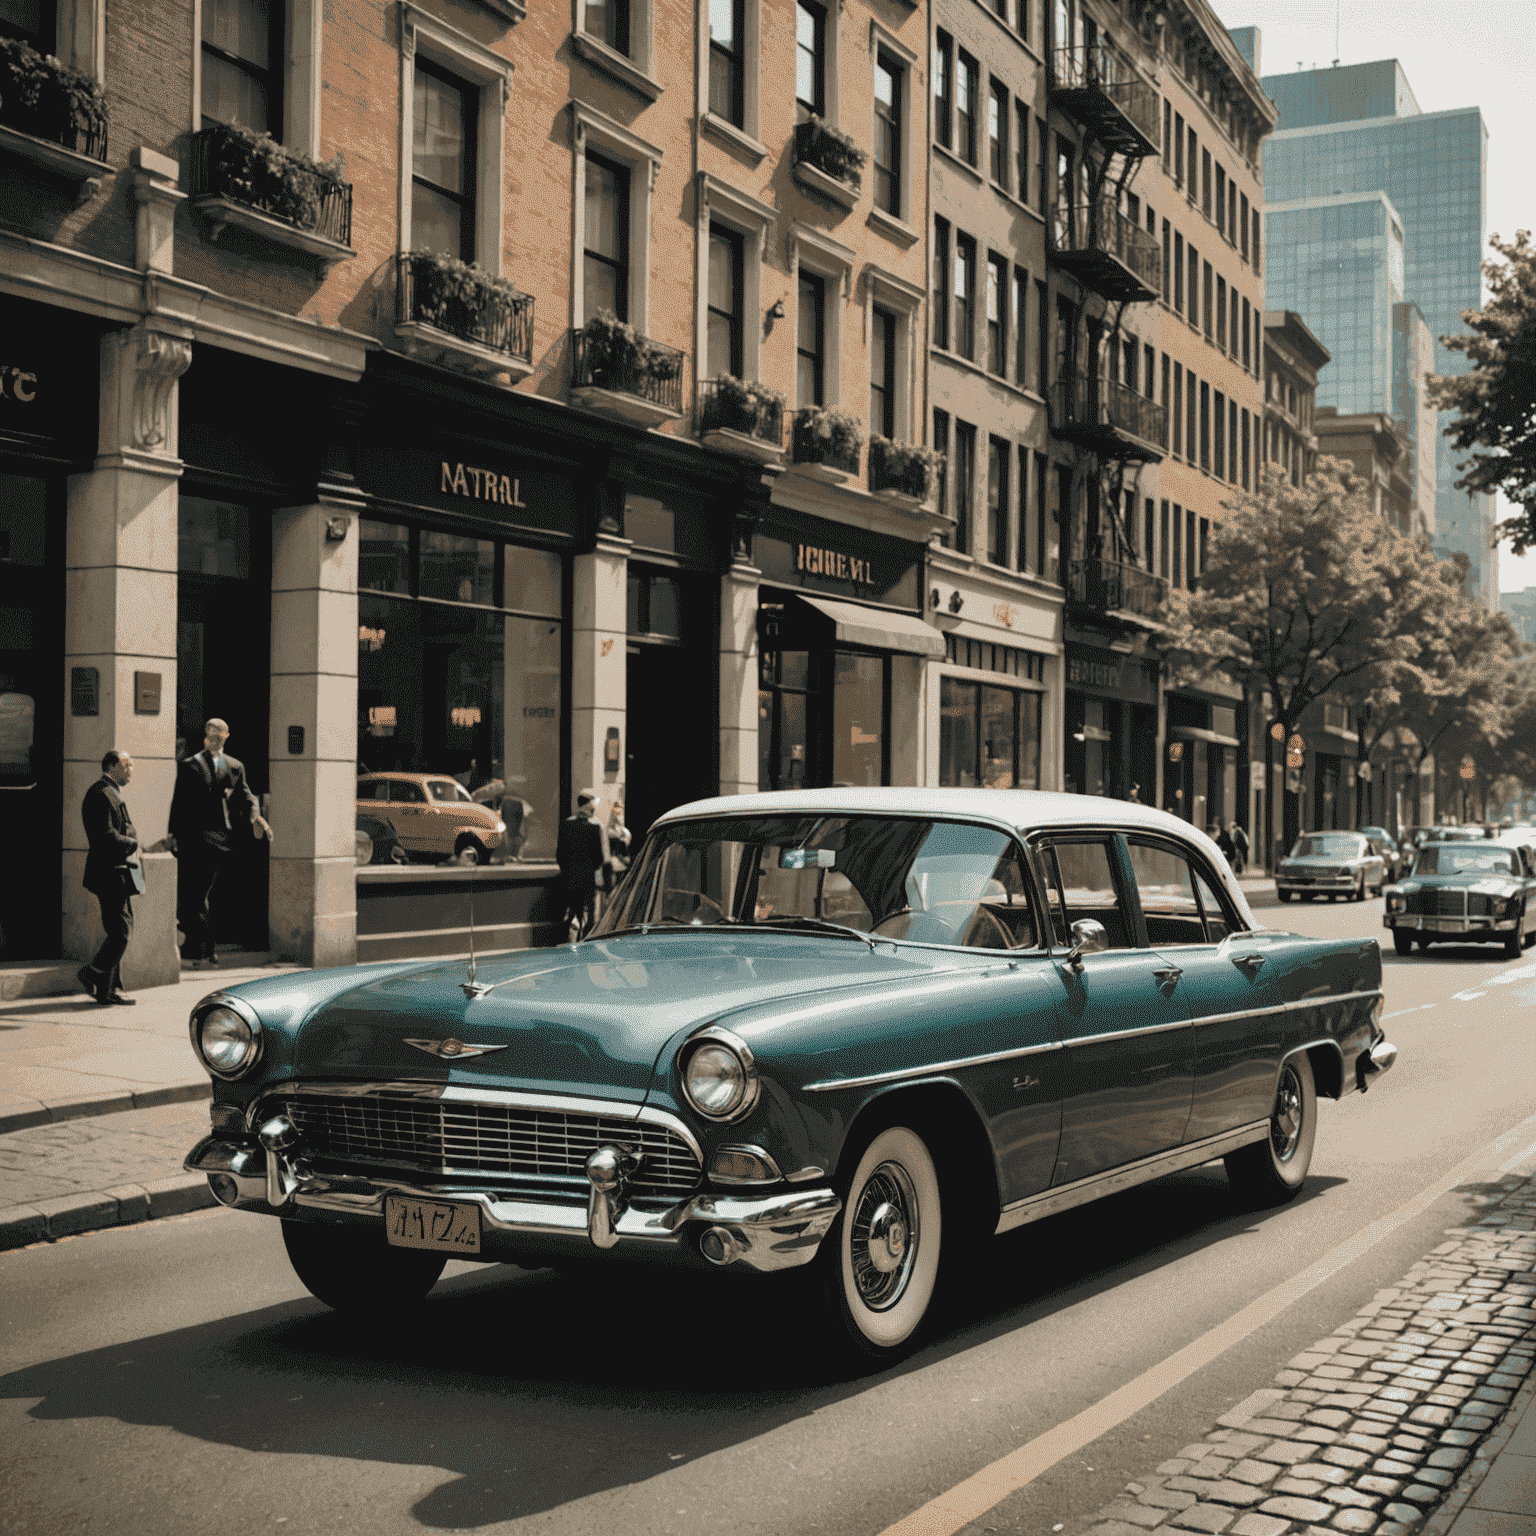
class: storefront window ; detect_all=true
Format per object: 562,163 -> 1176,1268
178,496 -> 250,579
357,532 -> 564,864
832,652 -> 884,786
759,650 -> 812,792
940,676 -> 1041,789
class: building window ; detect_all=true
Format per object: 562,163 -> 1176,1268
796,270 -> 825,405
1229,399 -> 1239,485
583,150 -> 629,321
1202,261 -> 1213,338
989,80 -> 1008,186
1144,498 -> 1155,572
1161,353 -> 1171,449
1163,98 -> 1171,172
795,0 -> 825,114
1215,163 -> 1225,234
1240,192 -> 1250,260
956,49 -> 978,165
954,420 -> 975,554
1015,100 -> 1029,202
940,677 -> 1041,790
932,217 -> 949,349
1242,296 -> 1251,369
1171,501 -> 1182,588
1172,362 -> 1182,456
1230,289 -> 1240,359
934,408 -> 950,528
1241,407 -> 1251,489
1174,111 -> 1184,186
873,50 -> 902,215
1186,370 -> 1197,464
201,0 -> 282,132
954,233 -> 976,361
1216,276 -> 1226,348
708,0 -> 744,124
1196,514 -> 1207,582
1187,126 -> 1197,203
707,223 -> 744,378
1186,244 -> 1198,327
1199,380 -> 1210,471
1035,277 -> 1049,396
1159,500 -> 1170,580
1018,456 -> 1033,572
413,61 -> 478,260
1035,452 -> 1050,578
1013,266 -> 1028,384
1252,207 -> 1261,274
1213,389 -> 1225,478
870,305 -> 896,438
986,253 -> 1006,374
933,30 -> 952,149
987,437 -> 1008,564
584,0 -> 631,53
1162,219 -> 1171,303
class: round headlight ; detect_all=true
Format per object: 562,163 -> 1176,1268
196,1003 -> 261,1080
680,1028 -> 759,1122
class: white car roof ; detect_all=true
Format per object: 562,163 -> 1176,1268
654,788 -> 1262,930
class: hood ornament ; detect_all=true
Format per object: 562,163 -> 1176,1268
405,1038 -> 507,1059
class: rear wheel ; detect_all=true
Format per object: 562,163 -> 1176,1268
454,835 -> 488,865
282,1220 -> 447,1315
1393,930 -> 1413,957
820,1125 -> 943,1363
1224,1053 -> 1317,1207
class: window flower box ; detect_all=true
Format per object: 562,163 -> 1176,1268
792,116 -> 864,211
698,377 -> 785,462
0,37 -> 109,198
189,124 -> 354,264
570,313 -> 685,426
790,405 -> 863,480
396,251 -> 535,381
869,437 -> 941,512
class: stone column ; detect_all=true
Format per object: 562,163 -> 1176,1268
268,503 -> 360,968
62,318 -> 192,986
719,558 -> 761,798
571,531 -> 629,804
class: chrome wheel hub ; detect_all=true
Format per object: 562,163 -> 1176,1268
850,1162 -> 919,1309
1271,1065 -> 1303,1163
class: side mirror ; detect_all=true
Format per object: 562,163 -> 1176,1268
1065,918 -> 1109,971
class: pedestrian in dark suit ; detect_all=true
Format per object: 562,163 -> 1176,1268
556,790 -> 608,940
79,749 -> 141,1006
168,717 -> 271,969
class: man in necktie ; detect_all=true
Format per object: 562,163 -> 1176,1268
168,717 -> 272,969
78,749 -> 142,1005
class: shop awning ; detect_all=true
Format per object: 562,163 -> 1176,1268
794,594 -> 946,658
1169,725 -> 1241,749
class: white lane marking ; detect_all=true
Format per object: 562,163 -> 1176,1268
1497,1138 -> 1536,1174
1453,991 -> 1488,1001
1484,963 -> 1536,986
878,1110 -> 1536,1536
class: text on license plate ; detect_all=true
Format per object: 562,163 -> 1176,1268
384,1194 -> 481,1254
1424,917 -> 1463,932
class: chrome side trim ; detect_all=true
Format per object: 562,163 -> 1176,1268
994,1121 -> 1270,1235
1060,1016 -> 1192,1047
247,1079 -> 705,1166
804,1038 -> 1063,1093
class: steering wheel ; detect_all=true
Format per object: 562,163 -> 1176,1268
963,905 -> 1016,949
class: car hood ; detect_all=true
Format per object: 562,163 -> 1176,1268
281,934 -> 946,1103
1281,853 -> 1365,868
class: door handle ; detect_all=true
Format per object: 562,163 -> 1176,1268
1234,954 -> 1266,974
1153,966 -> 1182,991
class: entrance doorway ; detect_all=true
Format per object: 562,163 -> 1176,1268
0,471 -> 61,959
176,496 -> 271,952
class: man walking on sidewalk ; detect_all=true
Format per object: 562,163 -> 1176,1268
78,749 -> 141,1006
168,717 -> 271,969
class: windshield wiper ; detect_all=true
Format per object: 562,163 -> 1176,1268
751,915 -> 878,950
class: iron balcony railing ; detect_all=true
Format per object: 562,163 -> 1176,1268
570,328 -> 686,415
1049,41 -> 1161,155
697,379 -> 784,447
399,254 -> 534,363
1052,374 -> 1167,462
1051,199 -> 1161,302
1069,558 -> 1167,619
0,78 -> 108,160
868,437 -> 934,501
190,129 -> 352,245
791,409 -> 862,476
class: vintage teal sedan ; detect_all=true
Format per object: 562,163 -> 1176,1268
1383,840 -> 1536,957
185,790 -> 1396,1361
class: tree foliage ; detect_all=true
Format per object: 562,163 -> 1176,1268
1428,230 -> 1536,551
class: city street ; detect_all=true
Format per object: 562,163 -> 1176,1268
3,895 -> 1533,1536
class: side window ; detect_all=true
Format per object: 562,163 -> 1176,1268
391,780 -> 426,804
1192,867 -> 1237,943
1038,839 -> 1132,950
1128,839 -> 1204,947
356,780 -> 379,801
964,841 -> 1038,950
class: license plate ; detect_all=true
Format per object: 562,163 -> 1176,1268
384,1194 -> 481,1254
1424,917 -> 1462,933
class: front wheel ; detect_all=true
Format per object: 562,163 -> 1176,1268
1224,1053 -> 1317,1207
282,1219 -> 447,1315
454,835 -> 488,865
821,1125 -> 943,1363
1393,930 -> 1413,957
1505,913 -> 1523,959
1352,875 -> 1366,903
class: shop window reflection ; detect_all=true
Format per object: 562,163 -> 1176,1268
832,653 -> 884,786
420,530 -> 494,605
178,496 -> 250,578
940,675 -> 1040,789
359,520 -> 411,594
759,650 -> 812,791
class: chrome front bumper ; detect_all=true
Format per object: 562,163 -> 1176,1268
1384,915 -> 1514,933
1278,877 -> 1356,892
184,1135 -> 840,1275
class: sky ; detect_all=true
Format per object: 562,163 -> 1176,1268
1210,0 -> 1534,595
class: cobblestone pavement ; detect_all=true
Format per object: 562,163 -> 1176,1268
1067,1174 -> 1536,1536
0,1098 -> 211,1208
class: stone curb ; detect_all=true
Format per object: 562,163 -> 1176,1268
1073,1174 -> 1536,1536
0,1080 -> 211,1136
0,1173 -> 216,1253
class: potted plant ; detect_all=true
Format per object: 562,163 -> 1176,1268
702,375 -> 786,439
198,121 -> 345,230
793,405 -> 864,474
0,36 -> 108,153
406,250 -> 523,336
581,311 -> 682,391
793,115 -> 866,189
870,437 -> 944,503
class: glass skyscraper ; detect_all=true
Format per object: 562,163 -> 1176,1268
1255,57 -> 1494,604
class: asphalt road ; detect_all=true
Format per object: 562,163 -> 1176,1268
3,894 -> 1534,1536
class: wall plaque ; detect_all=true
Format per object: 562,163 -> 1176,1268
134,672 -> 161,714
70,666 -> 99,717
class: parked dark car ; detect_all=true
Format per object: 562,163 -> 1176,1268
185,790 -> 1395,1361
1383,840 -> 1536,957
1361,826 -> 1406,882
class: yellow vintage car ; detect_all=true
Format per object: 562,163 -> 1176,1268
355,773 -> 505,864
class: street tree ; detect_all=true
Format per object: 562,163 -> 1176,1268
1429,230 -> 1536,550
1161,461 -> 1448,856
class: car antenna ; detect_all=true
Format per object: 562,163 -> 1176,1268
462,852 -> 490,999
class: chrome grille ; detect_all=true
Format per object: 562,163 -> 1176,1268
1407,890 -> 1469,917
282,1093 -> 702,1199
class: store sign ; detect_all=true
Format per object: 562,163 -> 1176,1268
1065,644 -> 1157,705
440,460 -> 527,508
0,366 -> 38,403
755,522 -> 921,610
795,542 -> 874,585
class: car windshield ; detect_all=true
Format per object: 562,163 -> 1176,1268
1413,847 -> 1521,877
1290,834 -> 1361,858
594,813 -> 1037,948
428,780 -> 472,803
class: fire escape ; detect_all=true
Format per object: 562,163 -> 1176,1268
1048,25 -> 1167,624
